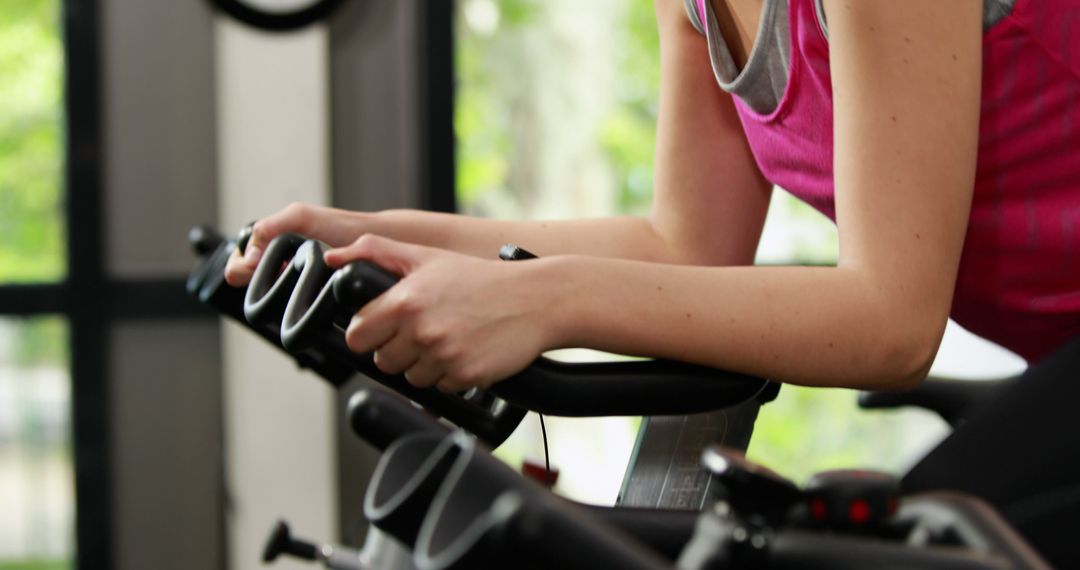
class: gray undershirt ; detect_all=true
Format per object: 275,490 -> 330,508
683,0 -> 1017,116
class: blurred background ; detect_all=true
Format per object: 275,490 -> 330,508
0,1 -> 1026,569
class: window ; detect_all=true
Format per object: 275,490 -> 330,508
0,318 -> 72,570
456,0 -> 659,503
0,2 -> 73,568
0,0 -> 66,285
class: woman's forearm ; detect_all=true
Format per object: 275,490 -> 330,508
363,209 -> 715,265
227,202 -> 756,286
534,255 -> 942,390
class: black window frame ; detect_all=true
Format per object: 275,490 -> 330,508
418,1 -> 457,214
0,2 -> 210,568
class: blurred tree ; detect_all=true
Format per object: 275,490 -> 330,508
600,0 -> 660,215
0,0 -> 65,283
0,2 -> 71,566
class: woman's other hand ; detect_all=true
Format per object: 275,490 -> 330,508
325,234 -> 564,393
224,203 -> 370,287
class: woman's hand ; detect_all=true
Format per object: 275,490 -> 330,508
325,234 -> 563,393
224,203 -> 370,287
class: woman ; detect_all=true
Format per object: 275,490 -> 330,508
227,0 -> 1079,563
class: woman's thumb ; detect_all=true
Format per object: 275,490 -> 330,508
324,234 -> 426,275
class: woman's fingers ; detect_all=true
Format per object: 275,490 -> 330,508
434,377 -> 470,394
404,357 -> 445,389
324,234 -> 430,276
345,310 -> 399,357
370,332 -> 421,376
224,203 -> 365,287
225,204 -> 318,285
224,247 -> 257,287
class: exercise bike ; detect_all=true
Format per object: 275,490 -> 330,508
187,225 -> 1052,569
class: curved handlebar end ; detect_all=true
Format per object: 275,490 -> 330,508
243,233 -> 308,331
189,225 -> 224,257
237,221 -> 256,256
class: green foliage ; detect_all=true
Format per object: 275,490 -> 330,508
748,385 -> 947,484
600,0 -> 660,214
600,111 -> 654,214
454,16 -> 512,207
454,0 -> 542,210
498,0 -> 542,26
0,0 -> 65,283
0,3 -> 71,558
0,561 -> 69,570
4,317 -> 68,368
455,0 -> 661,215
781,195 -> 840,264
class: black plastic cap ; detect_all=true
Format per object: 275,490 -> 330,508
236,221 -> 256,256
189,225 -> 224,257
331,261 -> 399,314
498,244 -> 538,261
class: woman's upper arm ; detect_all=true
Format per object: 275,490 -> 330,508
651,0 -> 772,267
827,1 -> 983,348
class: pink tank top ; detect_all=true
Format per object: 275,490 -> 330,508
699,0 -> 1080,363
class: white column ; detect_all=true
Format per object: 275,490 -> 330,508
214,17 -> 336,570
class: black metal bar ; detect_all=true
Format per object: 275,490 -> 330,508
63,0 -> 111,567
416,0 -> 457,213
0,284 -> 65,315
0,278 -> 210,319
109,277 -> 213,320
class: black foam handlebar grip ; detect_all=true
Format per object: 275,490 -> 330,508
364,433 -> 461,549
244,233 -> 308,331
186,229 -> 355,388
190,227 -> 768,448
331,261 -> 401,315
414,432 -> 670,570
279,240 -> 337,353
270,247 -> 526,447
347,388 -> 450,451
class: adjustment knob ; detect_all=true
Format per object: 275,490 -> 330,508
263,520 -> 319,563
802,469 -> 900,532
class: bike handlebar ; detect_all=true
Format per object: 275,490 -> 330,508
189,227 -> 772,446
319,236 -> 772,415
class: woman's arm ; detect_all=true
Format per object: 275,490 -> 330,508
543,0 -> 985,389
549,0 -> 985,389
225,0 -> 769,286
374,0 -> 774,266
330,0 -> 984,392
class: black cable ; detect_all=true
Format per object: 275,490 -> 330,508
539,413 -> 552,486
